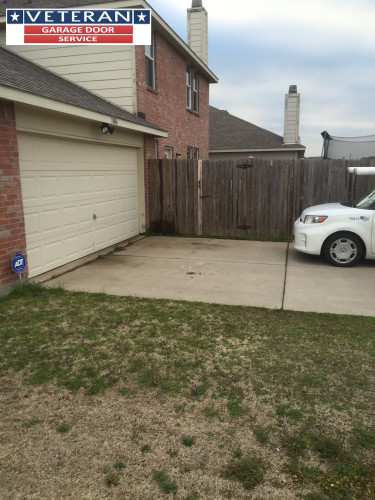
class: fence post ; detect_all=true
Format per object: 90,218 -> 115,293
197,159 -> 203,235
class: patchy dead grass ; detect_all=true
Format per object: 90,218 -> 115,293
0,373 -> 292,499
0,284 -> 374,499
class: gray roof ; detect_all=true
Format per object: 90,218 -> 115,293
0,46 -> 164,131
209,106 -> 305,151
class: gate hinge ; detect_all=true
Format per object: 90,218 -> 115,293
237,163 -> 254,169
237,225 -> 252,230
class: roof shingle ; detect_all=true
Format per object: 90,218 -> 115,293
0,46 -> 164,131
209,106 -> 304,151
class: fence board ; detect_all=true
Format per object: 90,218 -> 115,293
148,158 -> 375,240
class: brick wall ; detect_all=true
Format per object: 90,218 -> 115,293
0,100 -> 27,294
136,35 -> 210,160
136,33 -> 210,227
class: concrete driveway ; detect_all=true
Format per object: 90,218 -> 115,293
45,236 -> 375,317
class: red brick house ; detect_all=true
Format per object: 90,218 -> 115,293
0,0 -> 218,293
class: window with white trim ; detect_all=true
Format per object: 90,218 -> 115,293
164,147 -> 173,159
145,35 -> 155,88
186,65 -> 191,109
193,72 -> 199,113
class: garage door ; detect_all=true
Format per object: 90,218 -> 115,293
18,132 -> 140,278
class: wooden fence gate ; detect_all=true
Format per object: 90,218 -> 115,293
148,158 -> 374,240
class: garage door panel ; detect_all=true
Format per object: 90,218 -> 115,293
27,247 -> 44,275
21,176 -> 38,200
61,176 -> 77,195
24,212 -> 40,236
44,240 -> 64,265
64,236 -> 81,261
19,133 -> 140,277
62,206 -> 81,229
41,209 -> 61,234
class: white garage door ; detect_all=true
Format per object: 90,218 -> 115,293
18,132 -> 140,278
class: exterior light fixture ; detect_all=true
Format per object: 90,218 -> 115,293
101,122 -> 114,135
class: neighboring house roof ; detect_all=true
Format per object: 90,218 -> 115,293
0,45 -> 166,134
0,0 -> 218,83
209,106 -> 305,152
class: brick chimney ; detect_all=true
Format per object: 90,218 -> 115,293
283,85 -> 301,144
187,0 -> 208,65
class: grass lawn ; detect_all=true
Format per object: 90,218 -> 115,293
0,283 -> 374,499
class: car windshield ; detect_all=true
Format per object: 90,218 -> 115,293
354,188 -> 375,209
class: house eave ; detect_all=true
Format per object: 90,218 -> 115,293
0,84 -> 168,137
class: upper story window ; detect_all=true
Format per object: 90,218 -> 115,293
186,65 -> 191,109
145,35 -> 155,88
193,72 -> 199,113
186,65 -> 199,113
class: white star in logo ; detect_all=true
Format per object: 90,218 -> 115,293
11,12 -> 20,22
137,12 -> 147,22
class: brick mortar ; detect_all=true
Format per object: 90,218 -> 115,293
0,100 -> 28,293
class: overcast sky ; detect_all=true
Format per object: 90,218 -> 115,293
149,0 -> 375,157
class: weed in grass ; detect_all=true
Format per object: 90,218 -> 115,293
286,447 -> 375,498
232,448 -> 242,459
286,459 -> 321,486
118,386 -> 135,397
310,434 -> 342,460
284,434 -> 308,458
276,403 -> 304,421
351,427 -> 375,450
23,418 -> 40,428
56,423 -> 71,433
203,404 -> 220,419
175,402 -> 187,414
113,245 -> 125,252
253,426 -> 270,445
105,473 -> 120,487
227,392 -> 246,417
190,381 -> 208,397
113,460 -> 125,470
141,444 -> 151,454
319,458 -> 375,498
185,493 -> 199,500
182,436 -> 195,447
223,456 -> 266,490
153,469 -> 177,494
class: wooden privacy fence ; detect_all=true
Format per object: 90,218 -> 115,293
148,158 -> 375,240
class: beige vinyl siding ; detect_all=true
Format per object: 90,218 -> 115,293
0,28 -> 137,112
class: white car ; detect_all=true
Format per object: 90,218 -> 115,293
294,187 -> 375,266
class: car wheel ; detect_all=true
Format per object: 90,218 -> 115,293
323,232 -> 364,267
